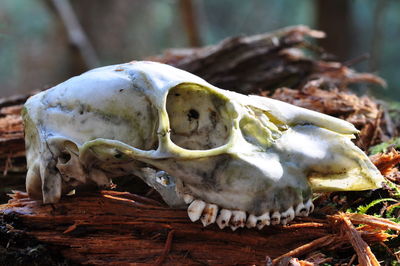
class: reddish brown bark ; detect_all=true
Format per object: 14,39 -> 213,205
1,191 -> 394,265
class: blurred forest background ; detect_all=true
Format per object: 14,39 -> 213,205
0,0 -> 399,100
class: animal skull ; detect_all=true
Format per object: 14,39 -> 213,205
23,61 -> 384,230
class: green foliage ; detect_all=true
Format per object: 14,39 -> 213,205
345,183 -> 400,220
369,137 -> 400,155
344,190 -> 400,263
355,198 -> 398,215
386,204 -> 400,218
391,260 -> 400,266
388,101 -> 400,111
387,181 -> 400,199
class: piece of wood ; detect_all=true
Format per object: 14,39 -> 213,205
0,98 -> 27,202
335,213 -> 379,266
0,95 -> 27,176
1,191 -> 327,265
270,81 -> 391,150
0,191 -> 392,265
153,25 -> 385,94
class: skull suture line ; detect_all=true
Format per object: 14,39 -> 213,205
23,61 -> 384,230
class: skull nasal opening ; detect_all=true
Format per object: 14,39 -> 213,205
166,84 -> 231,150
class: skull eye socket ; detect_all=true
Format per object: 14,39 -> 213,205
166,84 -> 231,150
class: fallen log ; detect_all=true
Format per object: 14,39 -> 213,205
0,102 -> 25,176
0,191 -> 395,265
0,97 -> 27,203
154,25 -> 385,94
1,191 -> 327,265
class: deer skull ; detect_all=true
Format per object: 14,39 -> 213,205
23,61 -> 384,230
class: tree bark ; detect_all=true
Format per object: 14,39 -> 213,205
1,191 -> 393,265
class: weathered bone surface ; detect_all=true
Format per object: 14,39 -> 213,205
23,61 -> 384,229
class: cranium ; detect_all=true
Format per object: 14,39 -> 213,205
23,61 -> 384,230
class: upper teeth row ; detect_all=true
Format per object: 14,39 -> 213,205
184,194 -> 314,231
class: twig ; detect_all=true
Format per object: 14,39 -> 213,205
272,234 -> 336,264
343,53 -> 370,67
51,0 -> 100,68
63,221 -> 79,234
285,222 -> 328,229
101,190 -> 164,207
347,254 -> 356,266
154,229 -> 175,266
379,241 -> 396,259
337,213 -> 379,266
3,153 -> 11,176
369,108 -> 383,149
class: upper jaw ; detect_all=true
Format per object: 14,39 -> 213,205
183,192 -> 314,230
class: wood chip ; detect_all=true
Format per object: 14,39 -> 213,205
335,213 -> 379,266
370,148 -> 400,176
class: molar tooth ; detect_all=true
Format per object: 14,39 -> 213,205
295,202 -> 308,217
201,204 -> 218,227
256,212 -> 270,230
230,211 -> 246,231
246,214 -> 257,228
280,207 -> 295,225
183,194 -> 194,204
230,226 -> 238,231
280,214 -> 288,225
216,209 -> 232,229
305,199 -> 314,214
287,207 -> 295,220
187,200 -> 206,222
271,211 -> 281,225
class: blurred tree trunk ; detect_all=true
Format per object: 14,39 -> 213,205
370,0 -> 389,72
316,0 -> 353,61
179,0 -> 202,47
44,0 -> 92,76
70,0 -> 134,63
